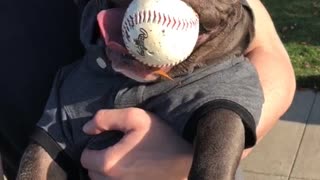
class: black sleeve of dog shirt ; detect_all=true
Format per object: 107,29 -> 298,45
31,128 -> 87,180
183,99 -> 257,149
182,0 -> 257,148
31,129 -> 83,179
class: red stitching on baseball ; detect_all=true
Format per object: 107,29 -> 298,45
140,10 -> 143,23
172,18 -> 176,29
148,10 -> 152,22
157,12 -> 161,24
129,15 -> 134,28
167,15 -> 171,27
152,10 -> 156,23
134,13 -> 138,25
176,19 -> 181,30
143,10 -> 146,23
186,20 -> 189,30
138,11 -> 142,24
182,19 -> 186,31
123,10 -> 198,31
162,13 -> 166,26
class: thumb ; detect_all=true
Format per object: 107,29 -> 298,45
81,128 -> 146,174
82,120 -> 105,135
82,108 -> 152,135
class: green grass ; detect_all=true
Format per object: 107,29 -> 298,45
263,0 -> 320,89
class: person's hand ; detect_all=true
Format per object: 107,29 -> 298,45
81,108 -> 193,180
241,148 -> 253,160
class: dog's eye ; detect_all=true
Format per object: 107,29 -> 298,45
199,24 -> 208,34
122,53 -> 134,59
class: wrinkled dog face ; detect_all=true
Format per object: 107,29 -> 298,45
97,6 -> 174,82
99,0 -> 249,82
111,0 -> 132,7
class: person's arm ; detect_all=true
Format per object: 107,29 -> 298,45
242,0 -> 296,158
80,1 -> 296,178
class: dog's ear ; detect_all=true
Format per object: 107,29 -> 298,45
243,5 -> 255,48
169,0 -> 255,78
97,9 -> 124,46
182,0 -> 242,31
97,9 -> 129,54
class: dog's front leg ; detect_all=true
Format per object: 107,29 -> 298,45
17,143 -> 67,180
189,108 -> 245,180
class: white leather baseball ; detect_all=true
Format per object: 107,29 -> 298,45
122,0 -> 199,67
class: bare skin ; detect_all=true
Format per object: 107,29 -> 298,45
242,0 -> 296,157
81,108 -> 194,180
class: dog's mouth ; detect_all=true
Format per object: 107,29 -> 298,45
96,4 -> 208,82
97,8 -> 175,82
106,47 -> 173,82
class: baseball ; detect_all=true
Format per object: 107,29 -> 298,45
122,0 -> 199,67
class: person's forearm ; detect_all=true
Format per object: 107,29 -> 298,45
245,0 -> 296,143
248,47 -> 296,143
241,46 -> 296,159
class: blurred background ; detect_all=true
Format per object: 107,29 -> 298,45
264,0 -> 320,90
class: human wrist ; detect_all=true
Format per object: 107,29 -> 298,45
175,154 -> 193,180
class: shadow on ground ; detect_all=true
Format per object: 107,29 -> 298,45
280,89 -> 320,124
296,75 -> 320,90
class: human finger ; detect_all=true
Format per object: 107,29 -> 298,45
83,108 -> 152,135
88,170 -> 110,180
81,128 -> 145,173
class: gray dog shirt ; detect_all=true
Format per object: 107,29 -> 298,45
34,51 -> 264,159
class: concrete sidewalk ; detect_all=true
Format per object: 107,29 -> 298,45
241,90 -> 320,180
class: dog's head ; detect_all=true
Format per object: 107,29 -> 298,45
98,0 -> 254,81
